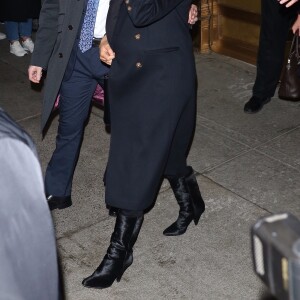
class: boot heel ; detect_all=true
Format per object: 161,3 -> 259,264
194,215 -> 200,226
116,270 -> 125,282
116,254 -> 133,282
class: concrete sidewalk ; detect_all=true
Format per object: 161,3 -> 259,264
1,30 -> 300,300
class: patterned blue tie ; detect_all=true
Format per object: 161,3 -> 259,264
79,0 -> 100,53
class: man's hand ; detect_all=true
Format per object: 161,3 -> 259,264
278,0 -> 298,8
99,35 -> 115,66
188,4 -> 198,25
28,66 -> 43,83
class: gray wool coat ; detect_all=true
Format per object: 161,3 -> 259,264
30,0 -> 86,130
0,108 -> 59,299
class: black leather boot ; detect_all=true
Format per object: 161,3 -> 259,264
163,167 -> 205,236
82,212 -> 143,289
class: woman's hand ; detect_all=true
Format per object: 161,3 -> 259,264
188,4 -> 198,25
278,0 -> 298,8
292,14 -> 300,35
99,35 -> 115,66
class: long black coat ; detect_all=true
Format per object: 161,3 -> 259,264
0,0 -> 41,21
105,0 -> 197,210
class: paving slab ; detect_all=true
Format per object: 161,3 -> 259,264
257,126 -> 300,171
54,176 -> 273,300
204,150 -> 300,216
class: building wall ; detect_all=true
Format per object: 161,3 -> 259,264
196,0 -> 261,64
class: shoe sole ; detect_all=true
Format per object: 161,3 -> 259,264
10,50 -> 27,57
48,198 -> 72,210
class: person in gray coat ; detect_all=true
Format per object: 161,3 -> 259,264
0,108 -> 59,300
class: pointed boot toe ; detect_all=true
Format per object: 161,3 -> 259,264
163,223 -> 187,236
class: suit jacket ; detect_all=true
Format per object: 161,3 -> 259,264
30,0 -> 86,130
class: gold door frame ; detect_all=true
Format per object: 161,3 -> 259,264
196,0 -> 261,65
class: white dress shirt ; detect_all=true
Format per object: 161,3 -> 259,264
94,0 -> 110,38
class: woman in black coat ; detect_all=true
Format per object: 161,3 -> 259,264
0,0 -> 41,56
82,0 -> 205,290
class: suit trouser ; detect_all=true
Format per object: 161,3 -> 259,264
45,47 -> 109,197
253,0 -> 297,99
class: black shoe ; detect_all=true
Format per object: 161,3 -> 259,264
47,195 -> 72,211
244,96 -> 271,114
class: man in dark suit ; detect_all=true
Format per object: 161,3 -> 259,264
28,0 -> 111,210
244,0 -> 299,113
28,0 -> 198,212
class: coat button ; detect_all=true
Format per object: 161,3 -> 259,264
59,53 -> 63,58
134,33 -> 141,40
136,62 -> 142,69
127,5 -> 132,11
68,25 -> 73,30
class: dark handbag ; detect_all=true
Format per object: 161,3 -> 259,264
278,34 -> 300,101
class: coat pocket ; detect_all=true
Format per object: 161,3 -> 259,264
144,47 -> 179,55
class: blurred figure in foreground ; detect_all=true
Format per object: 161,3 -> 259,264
0,108 -> 59,300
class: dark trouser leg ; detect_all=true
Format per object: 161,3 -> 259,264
45,48 -> 108,199
45,82 -> 94,197
253,0 -> 296,99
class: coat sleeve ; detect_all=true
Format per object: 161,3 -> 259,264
126,0 -> 186,27
30,0 -> 59,70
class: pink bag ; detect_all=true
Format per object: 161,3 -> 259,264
54,84 -> 105,110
